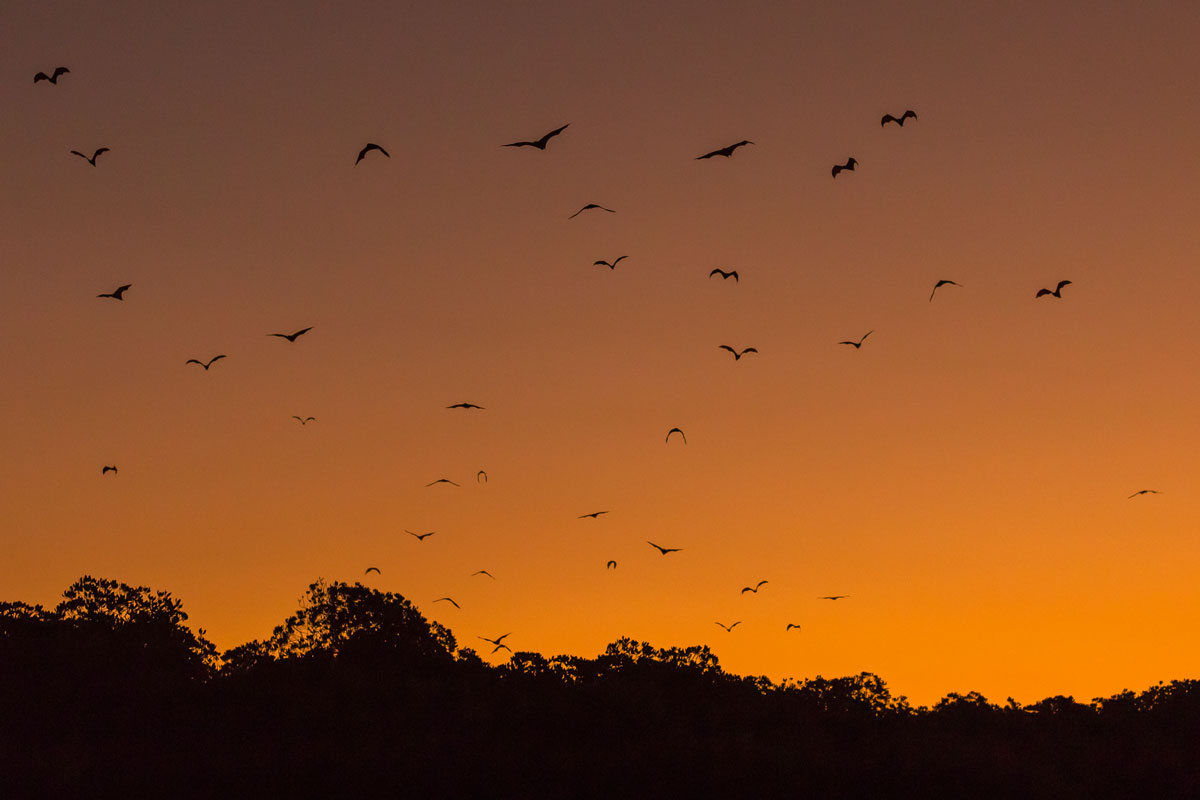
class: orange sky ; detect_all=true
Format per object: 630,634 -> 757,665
4,0 -> 1199,705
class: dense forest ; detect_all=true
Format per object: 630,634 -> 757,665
3,576 -> 1197,797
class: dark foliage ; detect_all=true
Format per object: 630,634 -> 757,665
2,577 -> 1198,798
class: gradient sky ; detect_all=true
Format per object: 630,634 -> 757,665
4,0 -> 1200,705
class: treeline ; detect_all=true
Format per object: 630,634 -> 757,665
2,576 -> 1198,797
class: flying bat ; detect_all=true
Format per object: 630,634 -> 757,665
426,478 -> 460,487
818,595 -> 850,600
434,597 -> 460,609
709,269 -> 739,282
364,567 -> 381,575
839,331 -> 873,349
740,580 -> 768,595
718,345 -> 758,361
447,402 -> 485,410
715,621 -> 742,632
185,355 -> 226,370
96,284 -> 131,300
929,280 -> 961,302
477,470 -> 488,483
881,110 -> 918,127
578,511 -> 609,519
269,327 -> 312,342
478,633 -> 511,647
1128,490 -> 1161,499
471,570 -> 495,579
292,416 -> 316,425
666,427 -> 687,444
101,465 -> 118,475
593,256 -> 627,269
568,203 -> 615,219
355,143 -> 389,165
503,123 -> 569,149
606,560 -> 617,570
406,530 -> 436,541
831,157 -> 858,178
786,623 -> 801,632
696,140 -> 754,160
647,541 -> 682,555
1036,280 -> 1072,298
71,147 -> 110,166
34,67 -> 70,84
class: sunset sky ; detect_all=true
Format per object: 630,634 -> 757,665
4,0 -> 1199,705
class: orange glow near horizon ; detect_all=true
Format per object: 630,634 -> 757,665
4,1 -> 1200,706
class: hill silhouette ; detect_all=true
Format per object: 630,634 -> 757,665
2,576 -> 1198,797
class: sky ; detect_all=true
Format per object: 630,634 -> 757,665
4,0 -> 1199,706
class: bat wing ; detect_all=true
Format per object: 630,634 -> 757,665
718,345 -> 737,355
742,347 -> 758,355
1056,280 -> 1072,291
70,150 -> 88,159
1035,288 -> 1052,298
881,114 -> 897,126
209,355 -> 227,365
538,124 -> 569,144
54,67 -> 70,79
185,359 -> 203,365
290,327 -> 313,338
902,110 -> 917,122
93,148 -> 110,158
611,256 -> 627,266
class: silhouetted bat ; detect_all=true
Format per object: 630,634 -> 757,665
696,140 -> 754,159
434,597 -> 460,609
709,269 -> 739,282
839,331 -> 872,349
426,478 -> 460,487
594,256 -> 627,269
881,110 -> 917,127
666,427 -> 687,444
269,327 -> 312,342
185,355 -> 226,370
929,280 -> 961,302
715,621 -> 742,632
35,67 -> 70,84
355,143 -> 389,164
832,157 -> 857,178
719,345 -> 758,361
101,465 -> 118,475
504,123 -> 569,149
1036,280 -> 1071,298
647,541 -> 683,555
71,148 -> 109,166
568,203 -> 615,219
741,580 -> 768,594
447,402 -> 485,409
97,284 -> 131,300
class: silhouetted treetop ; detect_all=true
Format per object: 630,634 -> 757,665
223,580 -> 457,670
